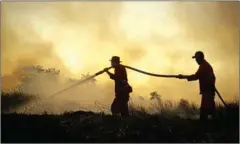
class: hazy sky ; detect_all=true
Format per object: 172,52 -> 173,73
1,2 -> 239,105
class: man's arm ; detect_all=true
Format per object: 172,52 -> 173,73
177,74 -> 198,81
177,67 -> 201,81
104,67 -> 127,81
105,70 -> 116,80
187,66 -> 203,81
104,68 -> 120,81
186,74 -> 198,81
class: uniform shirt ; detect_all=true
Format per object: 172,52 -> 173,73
187,60 -> 216,94
108,65 -> 128,94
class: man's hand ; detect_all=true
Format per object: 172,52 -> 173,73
103,68 -> 110,72
176,74 -> 186,79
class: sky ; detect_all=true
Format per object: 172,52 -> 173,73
1,2 -> 239,109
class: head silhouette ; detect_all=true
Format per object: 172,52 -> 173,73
109,56 -> 121,68
192,51 -> 205,65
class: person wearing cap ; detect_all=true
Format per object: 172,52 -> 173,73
104,56 -> 132,116
177,51 -> 216,120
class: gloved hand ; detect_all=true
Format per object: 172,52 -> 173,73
176,74 -> 185,79
103,67 -> 110,72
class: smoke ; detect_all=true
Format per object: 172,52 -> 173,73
169,2 -> 239,102
1,2 -> 238,113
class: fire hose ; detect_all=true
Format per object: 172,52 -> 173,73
122,65 -> 227,107
50,65 -> 227,107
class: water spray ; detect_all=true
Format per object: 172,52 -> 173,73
50,66 -> 112,98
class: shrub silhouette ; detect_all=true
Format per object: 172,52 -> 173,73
1,91 -> 36,113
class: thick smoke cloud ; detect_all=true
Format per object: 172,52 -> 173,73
1,2 -> 238,113
170,2 -> 239,101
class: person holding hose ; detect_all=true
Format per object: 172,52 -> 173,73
177,51 -> 216,120
104,56 -> 132,116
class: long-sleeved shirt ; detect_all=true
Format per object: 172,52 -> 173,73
187,60 -> 216,94
107,65 -> 128,94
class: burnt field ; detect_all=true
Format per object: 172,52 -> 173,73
1,92 -> 239,143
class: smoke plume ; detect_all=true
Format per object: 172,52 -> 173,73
1,2 -> 238,113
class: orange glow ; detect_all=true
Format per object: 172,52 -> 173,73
2,2 -> 238,104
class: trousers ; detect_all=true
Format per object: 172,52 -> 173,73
111,93 -> 129,116
200,92 -> 216,120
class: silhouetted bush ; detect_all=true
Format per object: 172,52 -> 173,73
1,91 -> 36,113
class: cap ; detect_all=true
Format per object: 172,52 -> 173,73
192,51 -> 204,59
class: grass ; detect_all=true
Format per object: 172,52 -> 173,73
1,91 -> 239,143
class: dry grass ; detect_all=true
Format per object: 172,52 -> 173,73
2,92 -> 239,142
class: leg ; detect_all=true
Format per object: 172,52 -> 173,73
120,101 -> 129,116
200,108 -> 208,121
200,96 -> 208,121
120,95 -> 130,116
209,96 -> 216,119
111,98 -> 119,115
201,93 -> 216,120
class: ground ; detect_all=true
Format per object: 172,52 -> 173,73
2,108 -> 239,143
1,91 -> 239,142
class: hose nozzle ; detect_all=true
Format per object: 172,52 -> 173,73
95,66 -> 112,76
